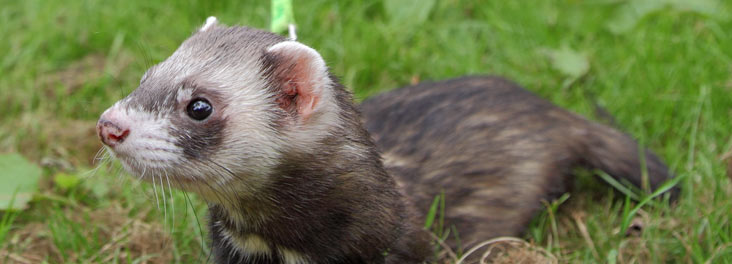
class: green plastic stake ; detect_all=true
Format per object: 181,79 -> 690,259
271,0 -> 295,35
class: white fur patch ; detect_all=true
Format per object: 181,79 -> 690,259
218,227 -> 310,263
102,105 -> 182,173
201,16 -> 218,32
279,248 -> 311,264
175,87 -> 193,105
222,230 -> 272,256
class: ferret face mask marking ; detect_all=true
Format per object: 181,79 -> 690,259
97,17 -> 338,202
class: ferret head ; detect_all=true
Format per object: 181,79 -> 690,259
97,17 -> 341,201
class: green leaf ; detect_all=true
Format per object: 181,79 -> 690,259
607,0 -> 728,34
0,153 -> 42,210
384,0 -> 436,26
668,0 -> 728,19
606,0 -> 666,34
423,194 -> 440,229
53,173 -> 80,190
546,46 -> 590,79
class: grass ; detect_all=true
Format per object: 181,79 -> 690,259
1,0 -> 731,262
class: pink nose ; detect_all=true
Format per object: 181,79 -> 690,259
97,118 -> 130,147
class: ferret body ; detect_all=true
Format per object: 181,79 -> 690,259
97,18 -> 675,263
362,77 -> 676,249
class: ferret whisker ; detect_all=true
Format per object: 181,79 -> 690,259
164,169 -> 176,234
85,151 -> 112,178
210,160 -> 246,184
208,172 -> 240,208
147,167 -> 161,210
138,166 -> 146,181
93,147 -> 106,163
182,191 -> 211,263
114,165 -> 125,180
211,161 -> 235,177
195,163 -> 233,207
93,155 -> 111,170
160,172 -> 168,227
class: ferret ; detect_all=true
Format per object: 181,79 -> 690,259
96,17 -> 677,263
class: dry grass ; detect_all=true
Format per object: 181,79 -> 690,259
1,203 -> 173,264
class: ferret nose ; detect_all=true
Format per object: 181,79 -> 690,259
97,117 -> 130,147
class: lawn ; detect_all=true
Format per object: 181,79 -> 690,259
1,0 -> 731,263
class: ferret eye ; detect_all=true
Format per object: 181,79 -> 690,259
186,98 -> 213,120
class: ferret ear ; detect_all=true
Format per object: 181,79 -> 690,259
264,41 -> 330,121
200,16 -> 218,32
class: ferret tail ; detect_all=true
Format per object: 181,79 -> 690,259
577,121 -> 680,200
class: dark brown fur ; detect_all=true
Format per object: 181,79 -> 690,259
360,76 -> 677,250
